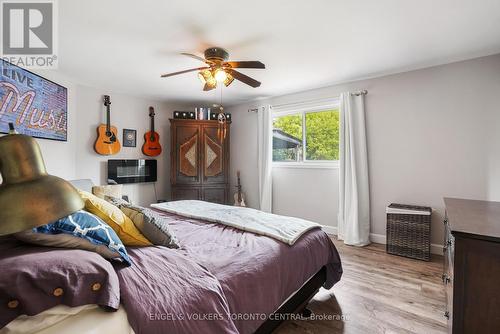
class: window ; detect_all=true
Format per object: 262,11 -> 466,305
272,99 -> 340,167
272,114 -> 303,162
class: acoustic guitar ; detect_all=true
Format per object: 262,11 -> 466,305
142,106 -> 162,156
233,171 -> 246,207
94,95 -> 121,155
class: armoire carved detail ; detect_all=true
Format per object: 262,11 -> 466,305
204,134 -> 222,177
179,134 -> 197,177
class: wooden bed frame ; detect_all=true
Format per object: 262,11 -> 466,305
255,266 -> 327,334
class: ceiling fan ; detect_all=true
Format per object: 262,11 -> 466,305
160,47 -> 265,91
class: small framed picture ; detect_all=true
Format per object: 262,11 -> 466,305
123,129 -> 137,147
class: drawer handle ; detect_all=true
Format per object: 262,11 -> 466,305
444,311 -> 450,319
443,219 -> 449,225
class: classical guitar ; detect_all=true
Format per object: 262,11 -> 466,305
233,171 -> 246,207
94,95 -> 121,155
142,106 -> 162,156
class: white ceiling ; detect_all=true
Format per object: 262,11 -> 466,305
58,0 -> 500,106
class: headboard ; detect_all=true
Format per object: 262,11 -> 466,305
68,179 -> 94,193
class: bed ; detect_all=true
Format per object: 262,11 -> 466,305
0,180 -> 342,334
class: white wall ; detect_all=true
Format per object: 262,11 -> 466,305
272,167 -> 339,228
229,54 -> 500,245
73,85 -> 186,205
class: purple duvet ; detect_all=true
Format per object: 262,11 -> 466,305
116,211 -> 342,334
0,236 -> 120,328
0,211 -> 342,334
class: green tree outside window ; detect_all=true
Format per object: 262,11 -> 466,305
273,109 -> 339,161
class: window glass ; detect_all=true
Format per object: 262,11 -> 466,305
305,109 -> 340,161
272,114 -> 303,161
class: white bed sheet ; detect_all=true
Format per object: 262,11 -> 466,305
1,304 -> 134,334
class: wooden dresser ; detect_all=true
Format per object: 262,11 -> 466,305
443,198 -> 500,334
170,119 -> 230,204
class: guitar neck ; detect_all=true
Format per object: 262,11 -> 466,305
104,95 -> 111,133
237,174 -> 242,201
149,107 -> 155,140
106,105 -> 111,132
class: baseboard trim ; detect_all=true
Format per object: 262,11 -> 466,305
369,233 -> 443,255
321,225 -> 337,235
321,227 -> 443,255
369,232 -> 386,244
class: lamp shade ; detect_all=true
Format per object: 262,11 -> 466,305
0,134 -> 84,235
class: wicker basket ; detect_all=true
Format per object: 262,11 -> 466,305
386,203 -> 431,261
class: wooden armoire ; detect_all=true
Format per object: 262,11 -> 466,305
170,119 -> 230,204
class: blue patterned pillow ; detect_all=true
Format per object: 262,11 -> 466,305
20,210 -> 132,266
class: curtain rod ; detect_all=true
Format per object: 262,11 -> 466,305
247,90 -> 368,112
351,90 -> 368,96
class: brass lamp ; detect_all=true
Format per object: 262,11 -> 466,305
0,132 -> 84,235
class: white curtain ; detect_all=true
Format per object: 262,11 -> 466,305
337,92 -> 370,246
257,105 -> 273,212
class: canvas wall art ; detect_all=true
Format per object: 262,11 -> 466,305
0,60 -> 68,141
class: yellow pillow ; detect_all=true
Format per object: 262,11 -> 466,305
78,190 -> 152,247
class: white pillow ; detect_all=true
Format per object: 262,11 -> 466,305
92,185 -> 123,199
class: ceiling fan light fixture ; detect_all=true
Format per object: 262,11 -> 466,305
224,73 -> 234,87
206,76 -> 217,88
214,69 -> 228,83
199,70 -> 217,89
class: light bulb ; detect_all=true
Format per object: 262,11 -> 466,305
214,69 -> 227,82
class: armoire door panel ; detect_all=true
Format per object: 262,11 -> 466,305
173,125 -> 201,185
202,125 -> 228,184
204,134 -> 223,177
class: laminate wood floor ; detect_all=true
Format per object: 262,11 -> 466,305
275,238 -> 447,334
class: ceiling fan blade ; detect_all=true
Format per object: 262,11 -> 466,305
181,52 -> 207,63
225,61 -> 265,69
227,69 -> 261,88
160,67 -> 210,78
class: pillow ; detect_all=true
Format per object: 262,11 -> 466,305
0,245 -> 120,328
105,195 -> 130,208
121,205 -> 179,248
14,210 -> 132,266
78,190 -> 152,247
92,184 -> 123,200
105,196 -> 178,248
